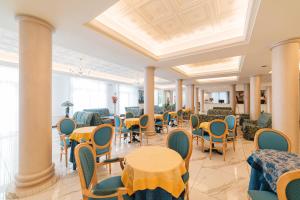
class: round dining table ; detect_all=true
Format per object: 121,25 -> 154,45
122,146 -> 186,200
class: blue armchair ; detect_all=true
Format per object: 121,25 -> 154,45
74,143 -> 130,200
190,114 -> 202,146
242,112 -> 272,140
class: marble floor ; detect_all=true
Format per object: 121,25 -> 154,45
0,127 -> 254,200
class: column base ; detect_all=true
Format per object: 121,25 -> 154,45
6,163 -> 59,199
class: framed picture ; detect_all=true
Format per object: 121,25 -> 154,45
236,91 -> 244,104
138,90 -> 144,104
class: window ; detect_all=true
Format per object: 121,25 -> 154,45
71,77 -> 107,111
118,84 -> 138,114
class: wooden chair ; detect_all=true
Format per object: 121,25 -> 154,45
74,143 -> 129,200
132,114 -> 150,146
225,115 -> 237,151
155,111 -> 169,133
167,129 -> 193,200
190,114 -> 202,145
249,169 -> 300,200
114,115 -> 130,144
56,117 -> 76,167
125,112 -> 134,119
202,119 -> 228,161
176,109 -> 184,127
254,128 -> 291,152
91,124 -> 114,173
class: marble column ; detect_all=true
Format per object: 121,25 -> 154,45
200,89 -> 205,113
271,39 -> 300,153
244,83 -> 250,114
194,87 -> 199,114
230,84 -> 236,114
8,15 -> 57,198
187,84 -> 194,110
250,76 -> 261,120
176,79 -> 183,111
266,86 -> 272,113
144,66 -> 155,132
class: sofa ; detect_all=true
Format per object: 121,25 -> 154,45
125,107 -> 144,117
197,114 -> 225,124
242,112 -> 272,140
207,107 -> 233,116
73,111 -> 111,127
239,114 -> 250,126
83,108 -> 111,118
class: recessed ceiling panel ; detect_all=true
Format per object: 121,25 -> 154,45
173,56 -> 242,77
88,0 -> 258,59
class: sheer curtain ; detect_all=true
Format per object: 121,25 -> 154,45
0,65 -> 18,193
118,84 -> 138,114
71,77 -> 107,111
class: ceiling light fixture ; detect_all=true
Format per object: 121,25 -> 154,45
196,76 -> 238,83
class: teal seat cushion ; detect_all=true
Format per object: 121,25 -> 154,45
60,137 -> 70,147
192,129 -> 202,136
155,121 -> 163,125
181,171 -> 189,183
96,147 -> 110,155
203,135 -> 223,143
89,176 -> 131,200
115,127 -> 130,133
248,190 -> 277,200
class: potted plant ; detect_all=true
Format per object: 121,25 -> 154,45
112,95 -> 118,115
61,101 -> 74,118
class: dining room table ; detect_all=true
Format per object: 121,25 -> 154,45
69,126 -> 97,170
247,149 -> 300,193
121,146 -> 187,200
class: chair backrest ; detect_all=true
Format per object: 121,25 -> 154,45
57,118 -> 76,135
114,115 -> 122,129
125,112 -> 134,119
277,170 -> 300,200
254,128 -> 291,152
177,109 -> 183,119
75,143 -> 97,191
139,114 -> 149,128
162,111 -> 169,122
167,129 -> 192,169
225,115 -> 236,132
91,124 -> 114,153
257,112 -> 272,128
190,114 -> 199,130
209,119 -> 227,138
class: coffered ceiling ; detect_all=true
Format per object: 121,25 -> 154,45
89,0 -> 258,60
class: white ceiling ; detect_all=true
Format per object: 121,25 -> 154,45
0,0 -> 299,87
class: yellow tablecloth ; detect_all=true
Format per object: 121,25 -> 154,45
154,114 -> 163,121
124,118 -> 140,129
199,122 -> 209,132
121,146 -> 186,198
69,126 -> 97,142
169,112 -> 177,118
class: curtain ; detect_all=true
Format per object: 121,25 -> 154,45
71,77 -> 107,112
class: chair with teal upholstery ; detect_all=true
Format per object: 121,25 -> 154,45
190,114 -> 202,146
176,109 -> 184,127
254,128 -> 291,152
155,111 -> 169,133
114,115 -> 130,144
202,119 -> 228,161
125,112 -> 134,119
75,143 -> 130,200
57,117 -> 76,167
132,114 -> 151,146
248,169 -> 300,200
167,129 -> 192,200
91,124 -> 114,173
225,115 -> 237,151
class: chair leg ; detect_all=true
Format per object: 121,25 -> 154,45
140,132 -> 142,146
233,139 -> 236,152
186,181 -> 190,200
209,141 -> 212,160
60,148 -> 63,162
223,142 -> 226,161
201,138 -> 204,152
108,154 -> 112,174
196,137 -> 199,145
65,147 -> 68,168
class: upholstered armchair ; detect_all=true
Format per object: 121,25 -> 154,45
242,112 -> 272,140
166,129 -> 192,200
225,115 -> 237,151
114,115 -> 130,144
132,114 -> 150,145
125,112 -> 134,119
57,118 -> 76,167
190,114 -> 202,145
239,113 -> 250,126
74,143 -> 130,200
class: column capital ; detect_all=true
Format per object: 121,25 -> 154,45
16,14 -> 55,31
145,66 -> 155,70
271,38 -> 300,49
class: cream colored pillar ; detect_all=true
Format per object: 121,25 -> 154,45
194,87 -> 199,114
244,83 -> 250,114
250,76 -> 261,120
266,86 -> 272,113
8,15 -> 57,198
271,39 -> 300,153
176,79 -> 183,111
144,66 -> 155,132
187,84 -> 194,110
230,84 -> 236,114
200,89 -> 205,113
